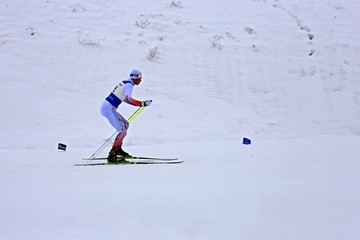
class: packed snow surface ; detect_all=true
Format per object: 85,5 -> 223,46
1,0 -> 360,239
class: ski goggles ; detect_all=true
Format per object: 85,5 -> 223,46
130,73 -> 142,79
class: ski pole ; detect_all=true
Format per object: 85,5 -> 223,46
128,106 -> 145,123
89,107 -> 145,160
127,106 -> 143,123
89,130 -> 117,159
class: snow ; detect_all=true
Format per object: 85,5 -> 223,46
1,0 -> 360,239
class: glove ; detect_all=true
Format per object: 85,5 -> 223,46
142,100 -> 152,107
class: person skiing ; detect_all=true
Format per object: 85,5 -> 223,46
100,69 -> 152,163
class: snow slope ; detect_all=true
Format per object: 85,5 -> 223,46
1,0 -> 360,239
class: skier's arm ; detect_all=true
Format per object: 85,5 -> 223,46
124,96 -> 143,106
123,83 -> 152,107
124,96 -> 152,107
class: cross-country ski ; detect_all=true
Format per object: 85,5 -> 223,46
82,156 -> 179,161
75,159 -> 184,166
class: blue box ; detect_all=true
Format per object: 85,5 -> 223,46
243,138 -> 251,145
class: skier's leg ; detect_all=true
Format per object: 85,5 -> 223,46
110,107 -> 130,152
101,101 -> 131,161
112,130 -> 127,151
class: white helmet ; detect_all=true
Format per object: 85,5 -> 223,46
130,69 -> 142,79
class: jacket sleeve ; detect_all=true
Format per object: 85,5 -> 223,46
124,96 -> 143,106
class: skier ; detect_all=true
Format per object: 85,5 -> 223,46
100,69 -> 152,163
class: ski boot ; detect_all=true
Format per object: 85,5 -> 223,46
107,144 -> 131,164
